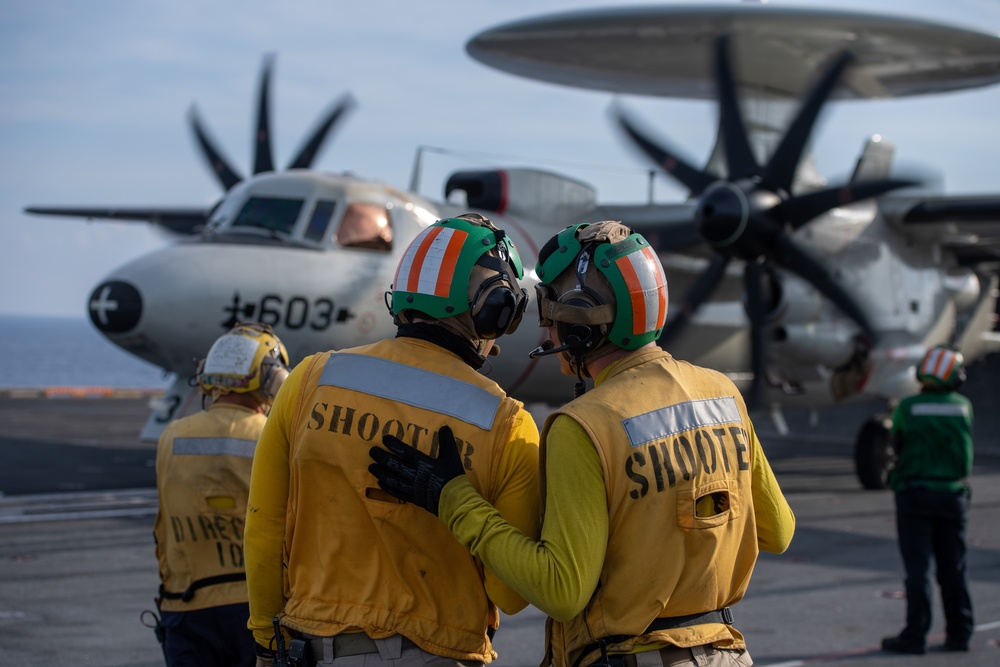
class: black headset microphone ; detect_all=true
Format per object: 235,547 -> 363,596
528,339 -> 561,359
528,325 -> 592,359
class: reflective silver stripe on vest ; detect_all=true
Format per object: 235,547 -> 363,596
173,437 -> 257,458
911,402 -> 969,417
622,396 -> 742,448
319,353 -> 501,430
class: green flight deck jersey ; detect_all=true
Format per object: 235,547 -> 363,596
888,390 -> 973,494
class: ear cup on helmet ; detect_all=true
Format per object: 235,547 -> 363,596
470,265 -> 528,339
473,283 -> 519,338
554,290 -> 606,356
557,323 -> 596,354
259,356 -> 290,401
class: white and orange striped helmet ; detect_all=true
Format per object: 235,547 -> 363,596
390,214 -> 527,339
916,345 -> 966,390
535,221 -> 668,354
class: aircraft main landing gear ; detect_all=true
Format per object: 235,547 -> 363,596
853,413 -> 896,490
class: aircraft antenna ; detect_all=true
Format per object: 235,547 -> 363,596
409,146 -> 425,193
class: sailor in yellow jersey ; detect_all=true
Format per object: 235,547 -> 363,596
371,221 -> 796,667
154,322 -> 291,667
245,213 -> 540,666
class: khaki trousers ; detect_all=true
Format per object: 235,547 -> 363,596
599,645 -> 753,667
302,635 -> 484,667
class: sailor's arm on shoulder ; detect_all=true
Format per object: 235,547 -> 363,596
481,407 -> 541,614
440,413 -> 607,622
748,424 -> 795,554
244,357 -> 308,645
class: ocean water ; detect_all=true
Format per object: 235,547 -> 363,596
0,315 -> 173,389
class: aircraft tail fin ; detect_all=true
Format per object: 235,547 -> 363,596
850,136 -> 895,182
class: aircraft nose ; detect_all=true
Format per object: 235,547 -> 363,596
88,280 -> 143,333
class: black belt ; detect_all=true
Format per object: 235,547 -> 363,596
158,573 -> 247,602
574,608 -> 734,667
646,608 -> 733,630
296,634 -> 417,662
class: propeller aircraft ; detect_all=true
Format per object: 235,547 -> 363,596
25,4 -> 1000,489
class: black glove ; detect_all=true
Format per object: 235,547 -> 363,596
369,425 -> 465,515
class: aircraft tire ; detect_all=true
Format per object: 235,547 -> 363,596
853,413 -> 895,490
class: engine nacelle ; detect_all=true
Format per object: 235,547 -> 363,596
771,322 -> 858,369
944,269 -> 981,313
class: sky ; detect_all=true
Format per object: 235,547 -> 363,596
1,0 -> 999,317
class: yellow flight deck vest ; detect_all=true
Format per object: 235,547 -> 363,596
542,347 -> 758,667
282,338 -> 523,662
154,404 -> 265,612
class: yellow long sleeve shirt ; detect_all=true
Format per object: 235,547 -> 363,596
439,348 -> 795,666
244,340 -> 540,657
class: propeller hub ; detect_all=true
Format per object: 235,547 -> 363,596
696,181 -> 749,249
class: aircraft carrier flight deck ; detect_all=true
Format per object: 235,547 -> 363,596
1,375 -> 999,666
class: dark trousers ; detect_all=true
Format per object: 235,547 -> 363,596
161,602 -> 256,667
894,488 -> 974,644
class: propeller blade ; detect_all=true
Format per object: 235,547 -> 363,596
742,258 -> 768,409
188,106 -> 244,191
765,51 -> 853,192
253,55 -> 276,175
286,94 -> 356,170
613,105 -> 716,195
770,234 -> 877,342
713,36 -> 759,181
659,253 -> 731,344
776,178 -> 920,229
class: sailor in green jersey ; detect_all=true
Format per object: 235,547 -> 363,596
881,344 -> 974,655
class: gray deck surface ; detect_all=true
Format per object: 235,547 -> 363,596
1,393 -> 998,666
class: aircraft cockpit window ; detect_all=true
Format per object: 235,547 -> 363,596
232,197 -> 304,236
304,200 -> 337,244
337,203 -> 392,251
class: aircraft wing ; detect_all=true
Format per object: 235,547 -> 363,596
24,206 -> 210,235
881,195 -> 1000,263
589,202 -> 702,252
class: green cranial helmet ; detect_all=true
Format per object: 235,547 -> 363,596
915,344 -> 966,390
390,214 -> 526,335
535,221 -> 668,352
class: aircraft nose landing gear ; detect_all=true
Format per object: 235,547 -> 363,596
854,413 -> 897,490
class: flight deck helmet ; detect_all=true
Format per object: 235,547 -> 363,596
535,220 -> 668,370
389,213 -> 528,340
916,344 -> 966,390
197,322 -> 290,401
